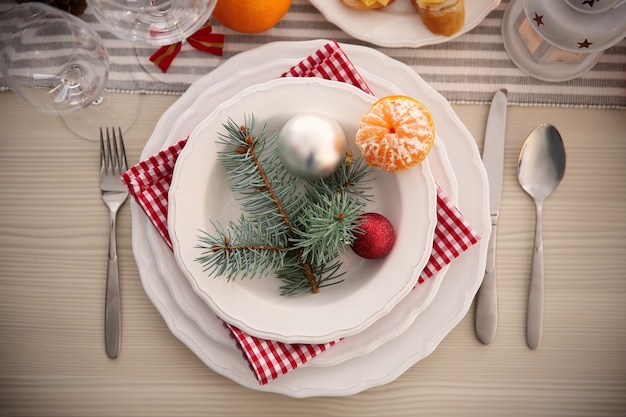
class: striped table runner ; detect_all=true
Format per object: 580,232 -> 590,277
1,0 -> 624,108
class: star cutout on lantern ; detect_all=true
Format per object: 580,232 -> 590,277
578,38 -> 593,48
582,0 -> 597,7
533,13 -> 544,26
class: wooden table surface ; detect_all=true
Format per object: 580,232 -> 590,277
1,91 -> 625,416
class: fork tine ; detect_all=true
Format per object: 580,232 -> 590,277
99,127 -> 106,171
107,127 -> 114,174
110,127 -> 119,174
100,127 -> 127,175
105,127 -> 128,175
118,127 -> 128,172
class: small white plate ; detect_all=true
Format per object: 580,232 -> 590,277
169,77 -> 438,344
309,0 -> 501,48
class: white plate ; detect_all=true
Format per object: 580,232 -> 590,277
309,0 -> 501,48
131,39 -> 490,397
147,64 -> 458,366
169,77 -> 438,344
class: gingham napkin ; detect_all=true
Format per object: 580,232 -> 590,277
123,40 -> 480,385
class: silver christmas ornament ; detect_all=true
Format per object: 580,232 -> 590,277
278,113 -> 347,180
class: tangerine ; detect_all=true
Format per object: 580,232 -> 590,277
355,95 -> 435,172
212,0 -> 292,34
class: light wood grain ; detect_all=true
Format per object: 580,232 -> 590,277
1,92 -> 625,417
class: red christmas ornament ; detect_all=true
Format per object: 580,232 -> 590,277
351,212 -> 396,259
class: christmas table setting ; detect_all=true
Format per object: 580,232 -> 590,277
121,39 -> 486,394
1,0 -> 625,415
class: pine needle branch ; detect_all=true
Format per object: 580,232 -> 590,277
203,115 -> 320,293
309,151 -> 375,202
277,258 -> 346,296
195,115 -> 375,296
291,154 -> 375,265
290,190 -> 363,267
195,216 -> 290,281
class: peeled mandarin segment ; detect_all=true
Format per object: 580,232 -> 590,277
356,96 -> 435,172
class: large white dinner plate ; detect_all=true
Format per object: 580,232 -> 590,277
309,0 -> 501,48
169,77 -> 437,344
147,64 -> 457,366
131,39 -> 490,397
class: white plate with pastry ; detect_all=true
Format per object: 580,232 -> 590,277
309,0 -> 501,48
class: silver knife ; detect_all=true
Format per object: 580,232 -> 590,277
475,88 -> 508,345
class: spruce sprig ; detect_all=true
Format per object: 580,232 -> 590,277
196,215 -> 290,281
194,114 -> 374,296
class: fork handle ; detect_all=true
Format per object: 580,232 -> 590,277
105,210 -> 121,359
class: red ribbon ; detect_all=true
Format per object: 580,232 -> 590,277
150,21 -> 225,73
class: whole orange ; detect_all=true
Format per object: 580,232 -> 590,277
212,0 -> 292,34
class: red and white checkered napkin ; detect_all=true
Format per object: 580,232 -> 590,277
123,40 -> 480,385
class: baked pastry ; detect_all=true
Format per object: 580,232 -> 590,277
413,0 -> 465,37
340,0 -> 395,10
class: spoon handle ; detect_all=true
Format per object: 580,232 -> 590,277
527,202 -> 544,349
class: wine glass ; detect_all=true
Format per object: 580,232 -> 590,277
87,0 -> 218,46
0,2 -> 138,140
0,3 -> 107,114
86,0 -> 218,82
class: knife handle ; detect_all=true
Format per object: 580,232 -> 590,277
475,221 -> 499,344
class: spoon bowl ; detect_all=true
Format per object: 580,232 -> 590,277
518,123 -> 566,349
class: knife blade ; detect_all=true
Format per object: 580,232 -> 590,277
475,88 -> 508,345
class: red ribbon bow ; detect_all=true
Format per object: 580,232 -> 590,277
150,21 -> 225,73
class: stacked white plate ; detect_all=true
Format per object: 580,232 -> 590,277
131,39 -> 490,397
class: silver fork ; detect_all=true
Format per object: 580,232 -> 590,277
100,127 -> 129,359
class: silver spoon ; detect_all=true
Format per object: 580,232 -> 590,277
518,123 -> 566,349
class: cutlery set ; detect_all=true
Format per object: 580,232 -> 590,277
74,32 -> 582,397
475,90 -> 566,349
